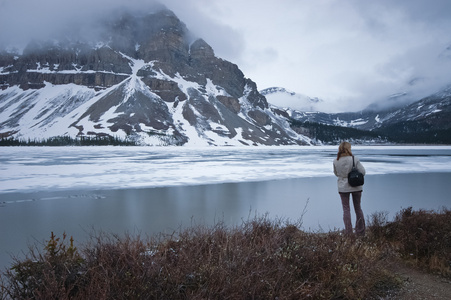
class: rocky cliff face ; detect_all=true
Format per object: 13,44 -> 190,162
0,8 -> 308,146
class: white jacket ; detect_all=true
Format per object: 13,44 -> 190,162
333,155 -> 366,193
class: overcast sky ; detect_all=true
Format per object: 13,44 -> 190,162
1,0 -> 451,112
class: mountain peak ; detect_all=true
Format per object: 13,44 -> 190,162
190,39 -> 215,57
260,87 -> 296,96
260,87 -> 323,112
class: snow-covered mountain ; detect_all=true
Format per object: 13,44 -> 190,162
0,8 -> 310,146
286,85 -> 451,143
289,85 -> 450,129
260,87 -> 323,112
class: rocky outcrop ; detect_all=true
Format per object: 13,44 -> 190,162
1,43 -> 133,88
141,78 -> 187,103
217,96 -> 240,114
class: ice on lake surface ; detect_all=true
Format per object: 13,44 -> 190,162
1,145 -> 451,193
0,145 -> 451,270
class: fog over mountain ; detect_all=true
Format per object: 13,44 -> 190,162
163,0 -> 451,112
2,0 -> 451,113
0,1 -> 169,50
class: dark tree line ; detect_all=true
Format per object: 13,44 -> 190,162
0,135 -> 138,146
289,119 -> 387,144
289,119 -> 451,144
374,121 -> 451,144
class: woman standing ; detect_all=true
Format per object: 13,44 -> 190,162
333,142 -> 366,236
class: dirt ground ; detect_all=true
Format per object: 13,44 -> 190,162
387,261 -> 451,300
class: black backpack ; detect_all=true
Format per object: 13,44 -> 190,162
348,156 -> 364,187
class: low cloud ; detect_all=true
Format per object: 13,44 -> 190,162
0,0 -> 163,48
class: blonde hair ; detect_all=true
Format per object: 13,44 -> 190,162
337,141 -> 353,160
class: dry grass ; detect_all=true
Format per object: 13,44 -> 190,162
3,207 -> 449,299
367,207 -> 451,278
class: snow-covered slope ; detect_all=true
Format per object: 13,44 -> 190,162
0,57 -> 309,146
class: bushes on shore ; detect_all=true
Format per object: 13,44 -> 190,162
368,207 -> 451,277
1,208 -> 449,299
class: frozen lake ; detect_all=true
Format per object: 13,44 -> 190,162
1,145 -> 451,270
2,145 -> 451,193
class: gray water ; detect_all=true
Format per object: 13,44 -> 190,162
1,173 -> 450,270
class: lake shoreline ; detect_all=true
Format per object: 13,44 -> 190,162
1,172 -> 450,270
2,206 -> 450,299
